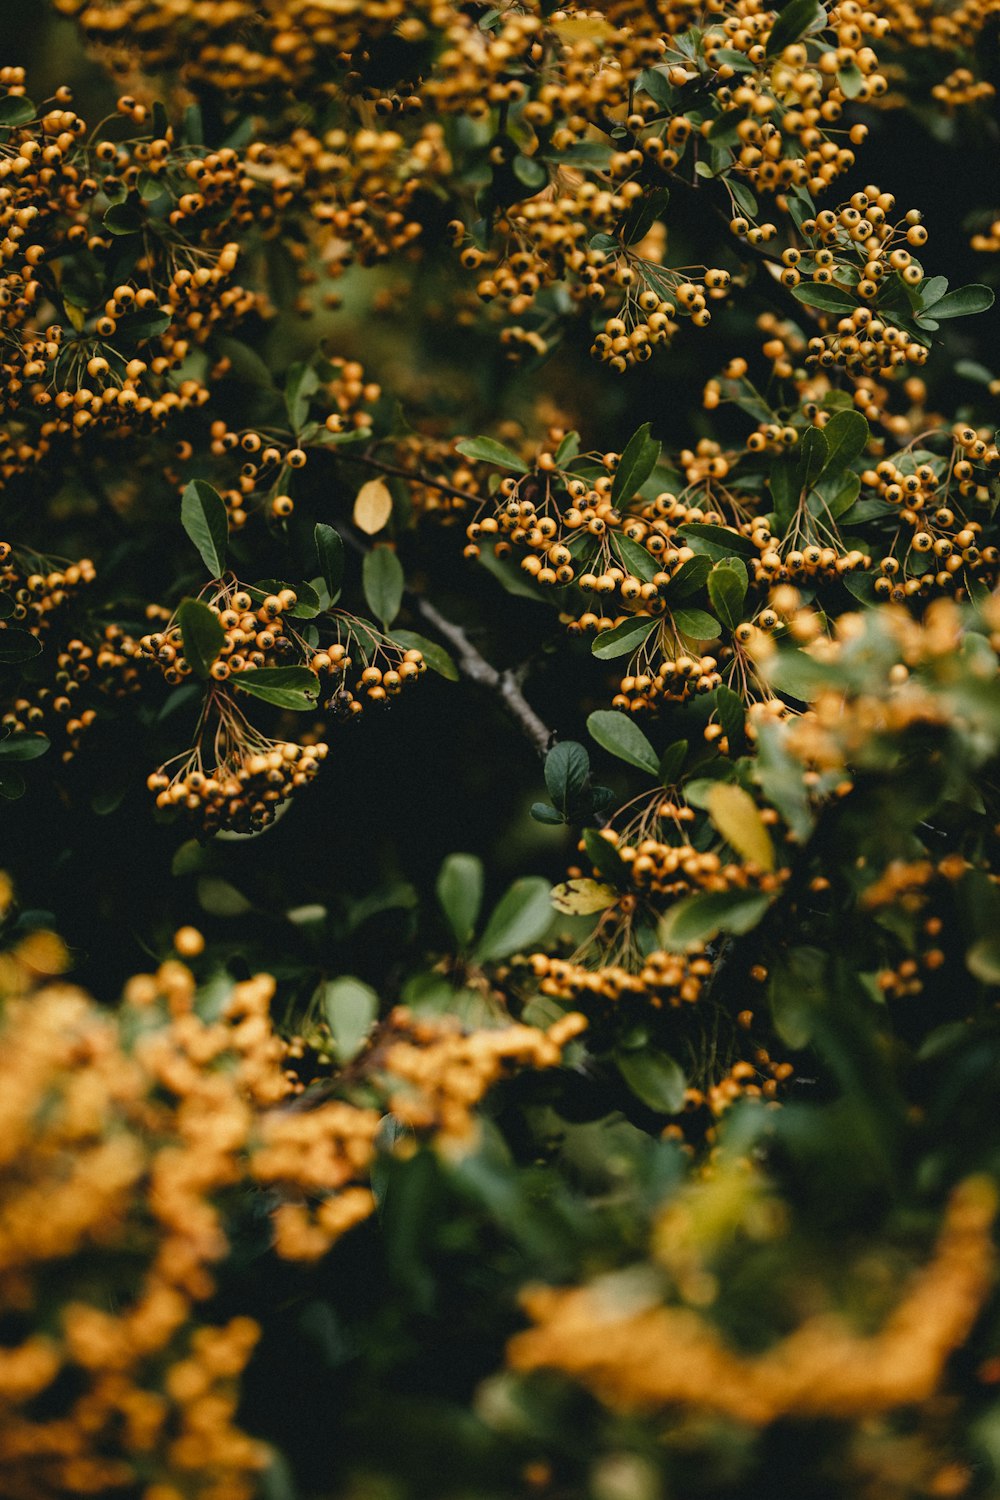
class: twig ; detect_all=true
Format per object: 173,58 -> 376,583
337,523 -> 555,758
354,452 -> 483,510
411,595 -> 554,758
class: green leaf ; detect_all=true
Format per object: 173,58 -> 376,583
437,853 -> 484,947
102,198 -> 143,235
620,186 -> 670,247
616,1050 -> 686,1114
611,424 -> 661,507
587,710 -> 659,776
967,937 -> 1000,984
659,739 -> 687,785
0,629 -> 42,664
591,615 -> 658,660
824,470 -> 862,519
837,63 -> 864,98
362,545 -> 405,628
818,408 -> 869,478
284,361 -> 320,430
799,426 -> 829,488
0,767 -> 26,800
555,430 -> 581,465
321,977 -> 378,1062
0,95 -> 35,126
475,877 -> 553,962
917,283 -> 994,322
455,436 -> 529,474
766,0 -> 825,57
677,523 -> 754,559
390,630 -> 459,681
545,741 -> 590,814
314,523 -> 345,599
512,153 -> 549,192
707,561 -> 748,632
181,480 -> 228,577
661,554 -> 714,598
613,533 -> 659,583
791,282 -> 857,315
0,733 -> 48,761
672,608 -> 721,640
638,67 -> 677,111
177,598 -> 226,680
730,178 -> 758,218
583,828 -> 629,886
660,889 -> 771,950
233,667 -> 320,711
531,802 -> 565,825
715,684 -> 747,755
767,648 -> 838,702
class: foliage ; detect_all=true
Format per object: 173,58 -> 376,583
1,1 -> 1000,1496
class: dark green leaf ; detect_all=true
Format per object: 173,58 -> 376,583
587,711 -> 659,775
818,408 -> 868,479
284,362 -> 320,430
455,437 -> 529,474
917,283 -> 994,322
791,282 -> 858,314
181,480 -> 228,577
672,608 -> 721,639
545,740 -> 590,814
660,889 -> 771,950
659,739 -> 687,785
620,187 -> 670,247
475,877 -> 552,962
676,523 -> 754,560
0,95 -> 35,126
613,533 -> 659,583
730,178 -> 758,218
0,629 -> 42,664
766,0 -> 825,57
837,63 -> 864,97
531,802 -> 565,825
716,683 -> 747,755
591,615 -> 659,660
616,1050 -> 686,1113
102,199 -> 143,235
362,545 -> 405,628
321,977 -> 378,1062
233,667 -> 320,711
611,424 -> 661,507
662,554 -> 715,597
314,524 -> 344,599
0,733 -> 49,761
583,827 -> 629,886
390,630 -> 459,681
707,560 -> 748,632
0,767 -> 26,800
799,426 -> 829,488
177,598 -> 226,680
437,853 -> 484,947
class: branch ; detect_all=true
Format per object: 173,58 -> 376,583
354,451 -> 483,510
337,522 -> 555,758
411,595 -> 554,758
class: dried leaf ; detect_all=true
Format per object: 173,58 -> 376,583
354,478 -> 393,535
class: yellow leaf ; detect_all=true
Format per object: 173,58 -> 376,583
706,782 -> 775,872
551,878 -> 618,915
551,15 -> 615,42
353,478 -> 393,535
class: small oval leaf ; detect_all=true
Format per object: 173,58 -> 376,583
354,478 -> 393,535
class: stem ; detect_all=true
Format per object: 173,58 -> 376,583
355,451 -> 483,510
338,523 -> 555,758
410,594 -> 554,758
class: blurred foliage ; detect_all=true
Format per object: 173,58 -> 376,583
1,0 -> 1000,1496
